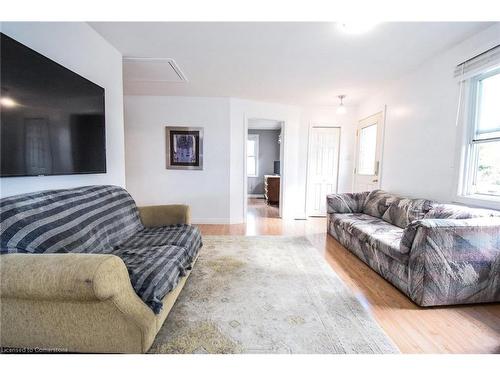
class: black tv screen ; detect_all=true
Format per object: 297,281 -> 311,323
0,32 -> 106,177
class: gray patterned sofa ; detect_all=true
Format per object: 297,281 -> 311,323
327,190 -> 500,306
0,185 -> 202,353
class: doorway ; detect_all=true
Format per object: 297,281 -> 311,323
245,119 -> 283,219
306,126 -> 341,217
353,111 -> 384,192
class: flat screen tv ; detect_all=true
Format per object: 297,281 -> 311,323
0,32 -> 106,177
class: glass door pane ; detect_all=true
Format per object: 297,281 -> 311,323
357,124 -> 377,175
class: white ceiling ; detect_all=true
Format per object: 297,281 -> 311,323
89,22 -> 493,106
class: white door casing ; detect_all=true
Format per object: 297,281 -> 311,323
244,118 -> 285,220
306,126 -> 341,216
353,111 -> 385,192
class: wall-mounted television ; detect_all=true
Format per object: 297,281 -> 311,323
0,32 -> 106,177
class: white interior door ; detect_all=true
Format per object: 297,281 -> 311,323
353,112 -> 384,192
307,126 -> 341,216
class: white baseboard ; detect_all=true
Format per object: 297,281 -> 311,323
229,217 -> 245,224
191,218 -> 232,224
294,216 -> 308,220
248,194 -> 265,198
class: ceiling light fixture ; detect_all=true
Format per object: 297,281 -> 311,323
336,95 -> 347,115
0,96 -> 18,108
338,22 -> 379,35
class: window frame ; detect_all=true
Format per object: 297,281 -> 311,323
247,134 -> 259,178
456,67 -> 500,209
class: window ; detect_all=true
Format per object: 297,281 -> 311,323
460,68 -> 500,201
357,123 -> 378,175
247,134 -> 259,177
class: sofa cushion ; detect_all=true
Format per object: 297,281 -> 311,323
327,191 -> 370,214
0,185 -> 144,254
108,244 -> 194,313
381,198 -> 433,228
424,203 -> 500,219
329,213 -> 407,263
362,190 -> 401,219
118,224 -> 202,261
107,224 -> 203,313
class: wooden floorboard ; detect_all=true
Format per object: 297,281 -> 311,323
195,199 -> 500,354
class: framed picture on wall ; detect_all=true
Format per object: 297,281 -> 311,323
165,126 -> 204,170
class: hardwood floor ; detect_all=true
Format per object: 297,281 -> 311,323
247,197 -> 280,219
196,199 -> 500,354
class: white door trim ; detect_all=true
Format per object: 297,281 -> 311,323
243,118 -> 285,220
352,107 -> 386,192
305,124 -> 341,217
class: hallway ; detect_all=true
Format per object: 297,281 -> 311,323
247,198 -> 280,218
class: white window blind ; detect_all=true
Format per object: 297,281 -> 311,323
454,44 -> 500,80
472,70 -> 500,142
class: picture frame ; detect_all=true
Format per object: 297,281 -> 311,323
165,126 -> 204,170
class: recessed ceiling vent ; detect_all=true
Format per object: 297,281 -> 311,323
123,57 -> 188,82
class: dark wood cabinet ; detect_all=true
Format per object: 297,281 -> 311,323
264,175 -> 280,205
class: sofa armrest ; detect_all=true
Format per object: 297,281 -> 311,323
0,253 -> 158,353
0,253 -> 133,301
402,217 -> 500,253
138,205 -> 191,227
326,192 -> 368,214
406,217 -> 500,306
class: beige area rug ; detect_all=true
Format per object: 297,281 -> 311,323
149,236 -> 399,354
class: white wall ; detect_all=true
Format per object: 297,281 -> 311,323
229,98 -> 303,221
357,23 -> 500,203
229,99 -> 357,221
124,96 -> 231,223
0,22 -> 125,197
125,96 -> 356,223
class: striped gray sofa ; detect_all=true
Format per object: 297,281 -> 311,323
327,190 -> 500,307
0,185 -> 202,353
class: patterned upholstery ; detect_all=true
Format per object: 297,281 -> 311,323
382,198 -> 433,228
401,203 -> 500,254
328,215 -> 409,295
108,244 -> 192,313
329,213 -> 407,263
408,217 -> 500,305
105,224 -> 202,313
425,203 -> 500,220
0,185 -> 143,254
119,224 -> 202,260
362,190 -> 400,219
327,190 -> 500,306
0,185 -> 202,314
326,191 -> 369,214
